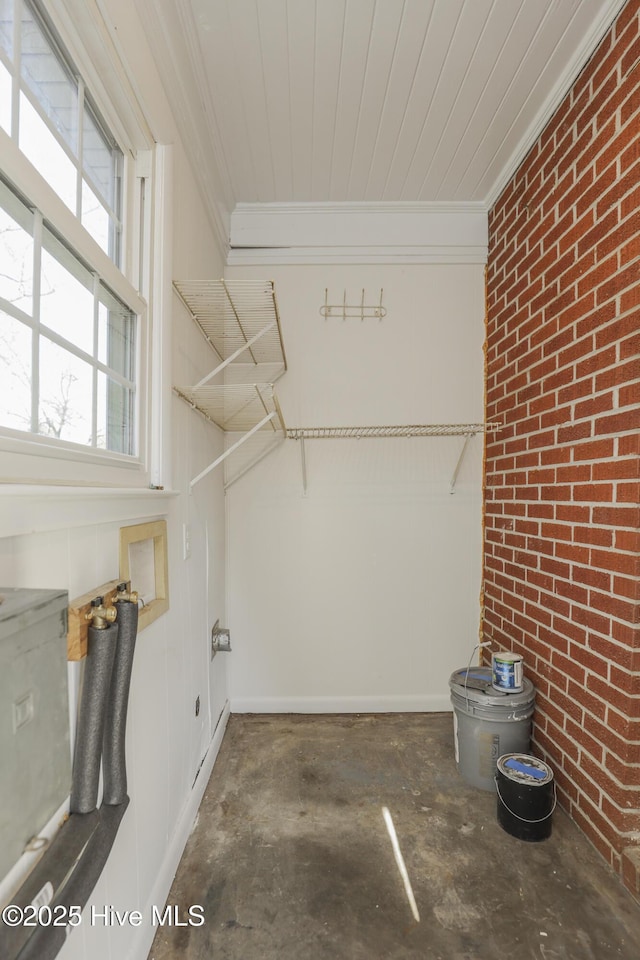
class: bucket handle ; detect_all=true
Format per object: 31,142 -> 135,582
494,778 -> 557,824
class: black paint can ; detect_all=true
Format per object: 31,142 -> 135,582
496,754 -> 555,842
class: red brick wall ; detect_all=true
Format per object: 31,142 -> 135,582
484,0 -> 640,896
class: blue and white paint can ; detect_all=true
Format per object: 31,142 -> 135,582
492,651 -> 524,693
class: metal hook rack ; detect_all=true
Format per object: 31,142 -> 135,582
320,288 -> 386,321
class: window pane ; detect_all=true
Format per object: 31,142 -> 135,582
81,179 -> 110,255
82,102 -> 122,262
0,311 -> 32,430
38,335 -> 92,444
0,59 -> 10,133
20,0 -> 78,154
82,103 -> 116,207
0,0 -> 13,59
97,371 -> 134,454
98,285 -> 136,381
19,94 -> 76,212
0,181 -> 34,315
40,244 -> 93,355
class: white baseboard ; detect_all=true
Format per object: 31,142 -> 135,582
230,694 -> 452,714
125,700 -> 230,960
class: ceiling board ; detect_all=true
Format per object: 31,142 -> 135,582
135,0 -> 627,219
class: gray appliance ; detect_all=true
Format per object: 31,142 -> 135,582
0,588 -> 70,880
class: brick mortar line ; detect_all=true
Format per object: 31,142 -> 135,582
539,708 -> 640,796
484,584 -> 640,638
540,710 -> 640,800
488,197 -> 640,277
483,602 -> 640,660
485,302 -> 640,359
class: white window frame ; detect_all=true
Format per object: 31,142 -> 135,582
0,0 -> 158,488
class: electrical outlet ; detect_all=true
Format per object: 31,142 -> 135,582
182,523 -> 191,560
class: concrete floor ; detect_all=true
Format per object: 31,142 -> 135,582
149,714 -> 640,960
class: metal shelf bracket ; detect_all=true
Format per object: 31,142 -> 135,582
190,411 -> 277,489
300,436 -> 308,495
449,432 -> 474,495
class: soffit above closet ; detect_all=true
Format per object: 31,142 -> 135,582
134,0 -> 625,212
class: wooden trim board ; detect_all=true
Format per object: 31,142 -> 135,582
67,579 -> 130,660
119,519 -> 169,632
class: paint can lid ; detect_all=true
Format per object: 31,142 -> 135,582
492,652 -> 524,664
497,754 -> 554,785
449,666 -> 535,706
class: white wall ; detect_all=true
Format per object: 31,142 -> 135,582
225,262 -> 486,712
0,3 -> 230,959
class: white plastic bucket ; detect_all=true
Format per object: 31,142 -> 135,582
449,667 -> 535,791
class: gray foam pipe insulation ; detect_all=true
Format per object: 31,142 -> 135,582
0,595 -> 139,960
102,599 -> 138,806
70,622 -> 119,814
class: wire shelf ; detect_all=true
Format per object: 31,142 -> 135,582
173,278 -> 288,488
285,422 -> 500,493
286,423 -> 496,440
173,383 -> 284,433
173,278 -> 287,371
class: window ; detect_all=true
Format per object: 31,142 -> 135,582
0,177 -> 136,452
0,0 -> 148,471
0,0 -> 123,260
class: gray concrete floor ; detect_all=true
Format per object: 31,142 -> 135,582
149,714 -> 640,960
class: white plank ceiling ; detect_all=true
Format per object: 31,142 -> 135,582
137,0 -> 625,210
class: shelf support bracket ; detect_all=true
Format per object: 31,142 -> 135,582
194,321 -> 277,390
190,411 -> 277,489
223,436 -> 285,491
300,436 -> 308,495
450,433 -> 473,495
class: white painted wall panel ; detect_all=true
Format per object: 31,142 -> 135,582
254,0 -> 294,199
426,1 -> 521,201
455,0 -> 568,199
345,0 -> 406,200
229,201 -> 488,258
441,0 -> 543,199
363,0 -> 437,201
286,0 -> 316,200
191,0 -> 256,207
310,0 -> 345,199
401,0 -> 495,200
225,261 -> 485,712
328,0 -> 377,201
227,0 -> 277,202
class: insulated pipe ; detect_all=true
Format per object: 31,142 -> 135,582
15,801 -> 129,960
69,621 -> 118,814
0,811 -> 100,960
102,598 -> 138,805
